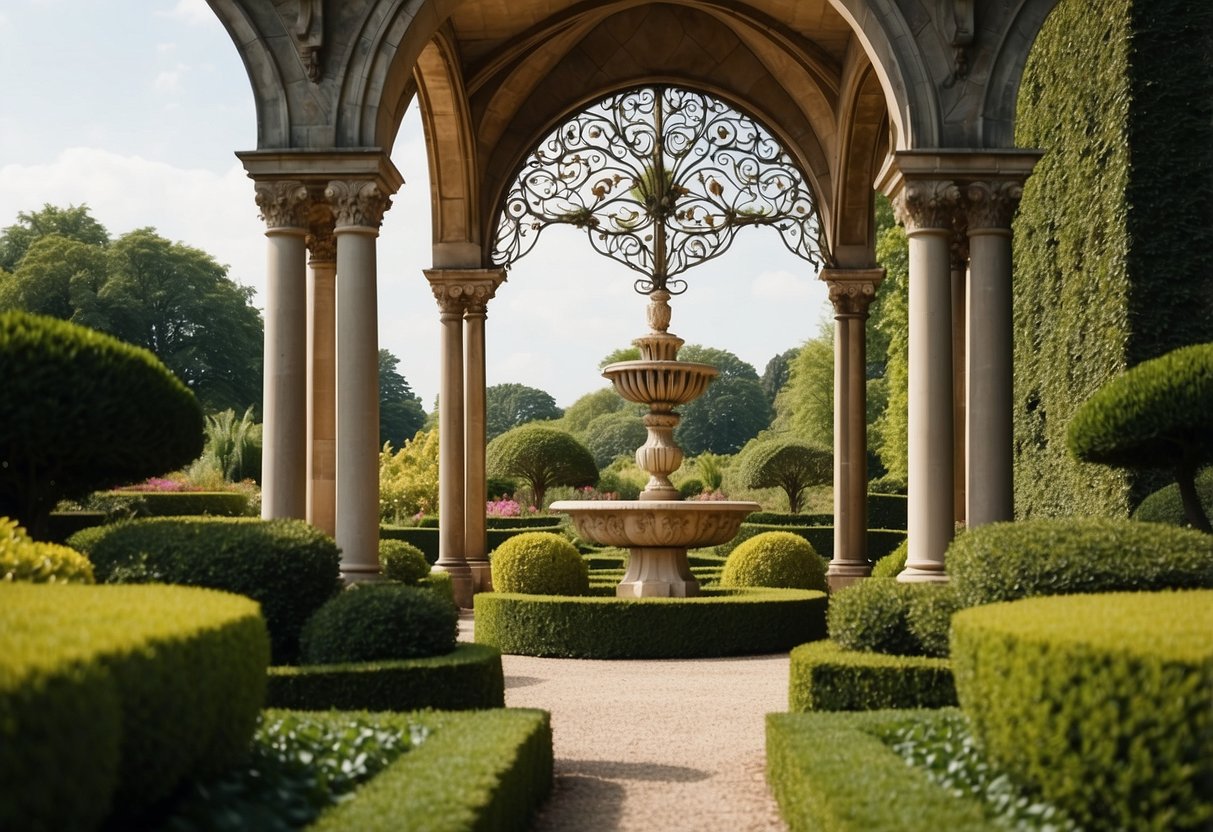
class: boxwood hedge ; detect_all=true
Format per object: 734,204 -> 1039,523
952,591 -> 1213,831
0,584 -> 268,830
787,640 -> 956,712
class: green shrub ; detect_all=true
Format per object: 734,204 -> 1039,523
300,584 -> 458,664
70,517 -> 341,663
745,511 -> 833,527
1133,467 -> 1213,526
486,424 -> 597,508
490,532 -> 589,596
828,578 -> 958,658
905,584 -> 962,658
946,517 -> 1213,609
718,521 -> 904,561
788,641 -> 956,712
952,591 -> 1213,832
380,539 -> 430,584
677,477 -> 705,498
736,438 -> 831,514
381,525 -> 440,563
767,709 -> 994,830
421,570 -> 455,607
485,516 -> 564,530
868,476 -> 907,495
868,493 -> 908,530
0,584 -> 268,830
720,531 -> 827,591
0,517 -> 94,583
267,643 -> 504,711
85,490 -> 252,519
870,538 -> 908,578
0,311 -> 204,537
475,588 -> 826,659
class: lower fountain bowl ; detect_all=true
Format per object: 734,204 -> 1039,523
548,499 -> 760,550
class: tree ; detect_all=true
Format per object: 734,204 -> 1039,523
0,234 -> 107,321
598,346 -> 641,368
560,386 -> 631,437
870,194 -> 909,482
1067,343 -> 1213,532
0,312 -> 204,537
737,438 -> 832,514
485,383 -> 563,440
760,347 -> 799,404
0,204 -> 110,271
379,428 -> 440,523
675,345 -> 773,455
486,424 -> 598,508
379,349 -> 426,447
771,330 -> 834,447
583,410 -> 647,468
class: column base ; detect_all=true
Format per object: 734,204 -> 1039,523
468,560 -> 493,593
340,563 -> 386,584
616,547 -> 700,598
433,562 -> 475,608
896,563 -> 950,584
826,560 -> 872,592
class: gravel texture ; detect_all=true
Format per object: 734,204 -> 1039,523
460,613 -> 790,831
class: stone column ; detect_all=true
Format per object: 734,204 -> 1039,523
461,270 -> 506,593
426,272 -> 469,608
255,181 -> 309,520
327,179 -> 391,579
821,268 -> 884,590
895,181 -> 961,583
965,181 -> 1023,527
951,233 -> 969,527
306,220 -> 337,537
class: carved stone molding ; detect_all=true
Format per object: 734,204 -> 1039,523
274,0 -> 324,83
424,270 -> 505,316
965,180 -> 1025,230
325,180 -> 391,229
821,268 -> 885,317
950,227 -> 970,271
254,180 -> 310,229
306,225 -> 336,263
893,179 -> 962,232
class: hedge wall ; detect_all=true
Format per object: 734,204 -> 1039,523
1012,0 -> 1213,518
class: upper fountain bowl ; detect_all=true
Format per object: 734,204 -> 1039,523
602,360 -> 718,408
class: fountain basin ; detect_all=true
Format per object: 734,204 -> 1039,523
550,499 -> 759,597
601,360 -> 717,407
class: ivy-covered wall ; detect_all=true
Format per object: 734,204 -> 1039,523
1012,0 -> 1213,518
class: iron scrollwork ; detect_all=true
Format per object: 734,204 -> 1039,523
491,86 -> 826,295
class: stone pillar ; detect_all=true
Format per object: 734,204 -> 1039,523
255,181 -> 310,520
821,268 -> 884,591
461,270 -> 506,593
327,179 -> 391,579
965,181 -> 1023,527
951,233 -> 969,527
895,181 -> 960,583
306,221 -> 337,537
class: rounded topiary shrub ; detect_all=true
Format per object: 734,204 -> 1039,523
490,531 -> 589,596
946,517 -> 1213,609
0,518 -> 94,584
870,538 -> 908,578
1133,467 -> 1213,527
299,584 -> 457,664
827,577 -> 958,658
720,531 -> 827,591
379,539 -> 430,584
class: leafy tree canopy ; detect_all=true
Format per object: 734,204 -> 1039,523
583,410 -> 647,468
379,349 -> 426,447
485,383 -> 563,441
675,344 -> 772,455
761,347 -> 799,404
771,330 -> 834,448
598,346 -> 641,368
736,438 -> 832,514
0,203 -> 110,271
560,386 -> 631,437
486,424 -> 597,508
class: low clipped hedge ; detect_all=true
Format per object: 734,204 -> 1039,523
1132,467 -> 1213,526
827,579 -> 960,658
766,708 -> 994,831
475,587 -> 826,659
788,640 -> 956,712
0,516 -> 94,584
380,522 -> 565,567
0,584 -> 268,831
70,517 -> 341,663
86,490 -> 253,518
718,522 -> 905,561
300,584 -> 458,664
946,517 -> 1213,609
745,511 -> 833,527
302,708 -> 552,832
867,493 -> 908,530
267,643 -> 505,712
381,525 -> 440,563
485,516 -> 564,530
952,591 -> 1213,832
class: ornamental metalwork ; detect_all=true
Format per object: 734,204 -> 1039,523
491,86 -> 826,295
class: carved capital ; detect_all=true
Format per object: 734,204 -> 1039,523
254,180 -> 310,229
894,179 -> 962,232
425,270 -> 506,316
325,179 -> 391,229
964,180 -> 1025,230
306,224 -> 336,263
821,268 -> 884,317
950,228 -> 970,271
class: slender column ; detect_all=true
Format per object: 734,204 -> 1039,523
951,233 -> 969,526
821,268 -> 884,590
306,221 -> 337,537
461,270 -> 506,593
327,180 -> 391,579
895,181 -> 960,583
965,181 -> 1023,527
255,181 -> 310,520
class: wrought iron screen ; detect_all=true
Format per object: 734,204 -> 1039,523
491,86 -> 826,295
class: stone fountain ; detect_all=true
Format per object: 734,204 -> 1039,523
550,290 -> 759,597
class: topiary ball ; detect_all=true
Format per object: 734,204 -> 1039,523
299,583 -> 457,664
490,532 -> 589,595
0,518 -> 94,584
719,531 -> 827,591
379,539 -> 430,584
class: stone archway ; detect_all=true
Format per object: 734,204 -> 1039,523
206,0 -> 1060,601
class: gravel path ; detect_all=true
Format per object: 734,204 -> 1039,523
460,614 -> 790,831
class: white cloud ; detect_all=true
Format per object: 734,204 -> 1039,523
158,0 -> 217,27
153,67 -> 185,93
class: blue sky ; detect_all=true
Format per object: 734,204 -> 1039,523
0,0 -> 832,408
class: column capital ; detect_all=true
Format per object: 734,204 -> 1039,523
306,217 -> 337,263
254,180 -> 310,230
820,267 -> 885,317
424,269 -> 507,315
325,179 -> 392,229
964,179 -> 1026,230
893,180 -> 963,232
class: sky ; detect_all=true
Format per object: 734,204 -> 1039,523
0,0 -> 834,409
